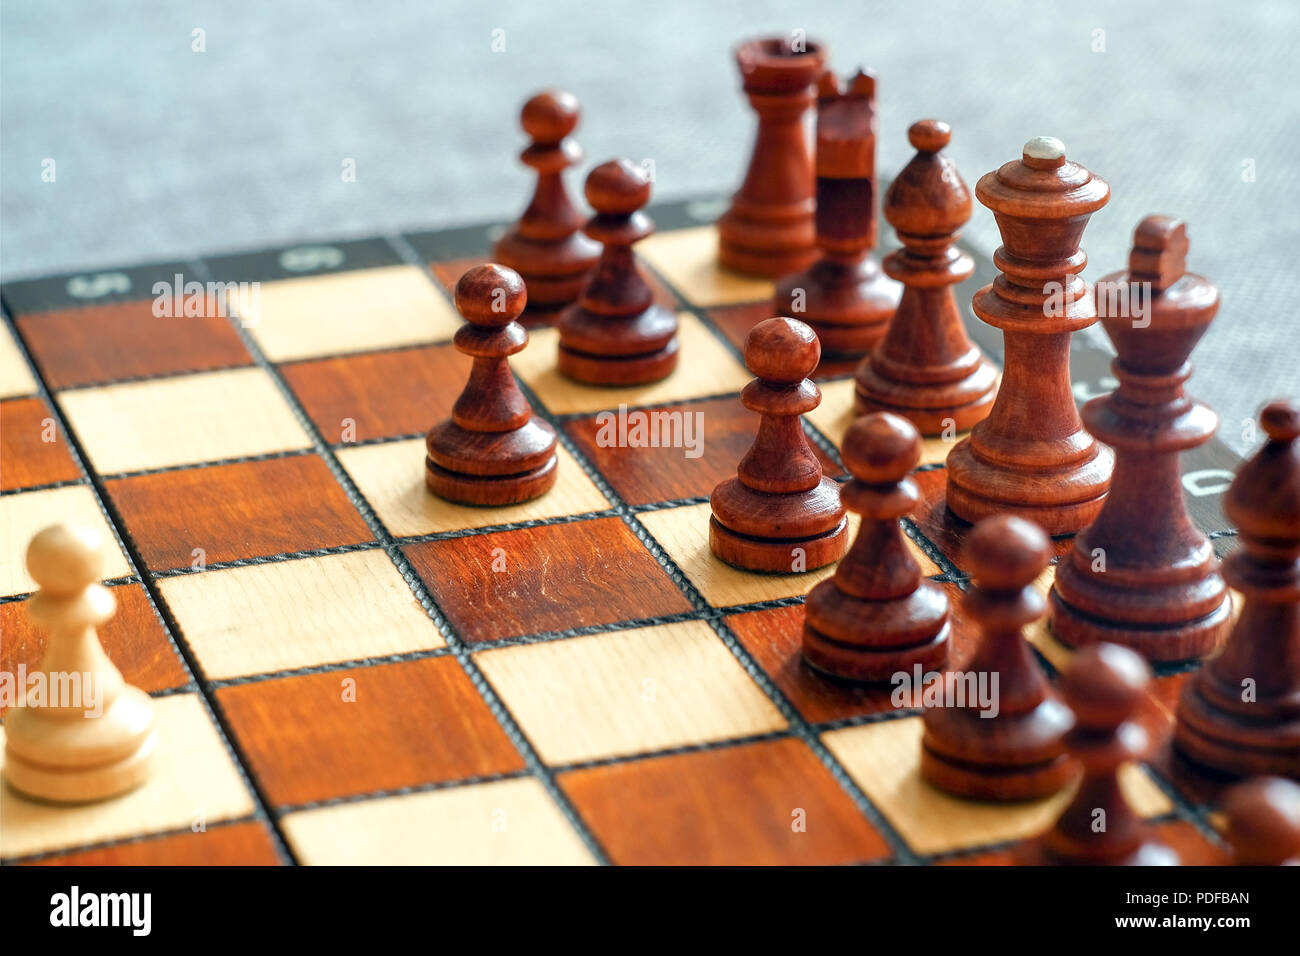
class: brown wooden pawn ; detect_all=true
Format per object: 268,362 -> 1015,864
945,137 -> 1113,534
921,515 -> 1075,800
854,119 -> 998,434
803,412 -> 950,681
493,90 -> 600,308
717,36 -> 826,277
1024,643 -> 1179,865
1176,401 -> 1300,780
1222,776 -> 1300,865
426,264 -> 557,505
557,159 -> 679,385
773,70 -> 900,358
710,317 -> 849,573
1051,217 -> 1231,662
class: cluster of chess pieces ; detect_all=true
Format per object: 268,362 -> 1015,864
6,35 -> 1298,867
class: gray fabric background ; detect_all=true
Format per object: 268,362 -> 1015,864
1,0 -> 1295,454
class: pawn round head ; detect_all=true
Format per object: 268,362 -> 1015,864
1261,400 -> 1300,444
1060,643 -> 1150,730
843,413 -> 921,484
27,524 -> 106,598
454,264 -> 527,327
908,119 -> 951,154
965,515 -> 1051,592
585,159 -> 651,215
521,90 -> 580,143
1222,777 -> 1300,864
745,317 -> 820,384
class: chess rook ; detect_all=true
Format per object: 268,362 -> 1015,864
1023,643 -> 1179,865
710,317 -> 849,572
803,412 -> 950,681
4,525 -> 155,803
921,515 -> 1075,800
945,137 -> 1114,534
717,36 -> 826,277
426,264 -> 558,505
1176,400 -> 1300,780
855,119 -> 998,434
557,159 -> 679,385
773,70 -> 900,358
492,90 -> 600,309
1222,776 -> 1300,865
1051,217 -> 1231,661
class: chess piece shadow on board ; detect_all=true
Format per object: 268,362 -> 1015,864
1175,400 -> 1300,780
944,136 -> 1113,534
710,317 -> 849,573
921,515 -> 1075,801
425,264 -> 558,506
493,90 -> 600,310
4,524 -> 156,803
557,158 -> 679,385
773,69 -> 900,359
1050,216 -> 1231,663
854,119 -> 997,435
803,412 -> 950,681
717,35 -> 826,277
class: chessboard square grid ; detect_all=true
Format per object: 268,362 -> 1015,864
1,584 -> 188,715
0,485 -> 130,596
245,264 -> 461,362
282,777 -> 595,865
0,324 -> 38,399
822,716 -> 1172,857
215,656 -> 525,807
281,342 -> 470,444
0,396 -> 81,491
476,619 -> 786,765
406,516 -> 693,643
160,549 -> 445,680
511,314 -> 751,416
107,454 -> 373,571
339,439 -> 609,538
59,367 -> 312,475
559,737 -> 891,865
0,694 -> 255,860
28,820 -> 283,866
636,225 -> 774,308
14,301 -> 252,389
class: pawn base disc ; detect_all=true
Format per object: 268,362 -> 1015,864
426,454 -> 557,506
1049,588 -> 1232,663
919,742 -> 1077,802
557,338 -> 679,386
1174,683 -> 1300,780
4,732 -> 155,805
854,375 -> 998,437
803,621 -> 950,684
708,516 -> 849,574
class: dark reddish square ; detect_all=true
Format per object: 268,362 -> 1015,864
16,301 -> 251,389
281,343 -> 471,443
560,738 -> 891,865
0,583 -> 188,715
107,454 -> 372,570
707,302 -> 860,380
217,656 -> 524,806
29,821 -> 282,866
406,517 -> 692,642
0,397 -> 81,491
566,396 -> 842,506
728,580 -> 977,725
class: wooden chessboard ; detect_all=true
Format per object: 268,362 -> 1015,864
0,198 -> 1246,866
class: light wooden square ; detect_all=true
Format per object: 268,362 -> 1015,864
338,439 -> 609,537
805,379 -> 966,468
244,265 -> 461,362
477,619 -> 786,764
823,716 -> 1172,857
0,694 -> 255,860
0,485 -> 130,596
638,501 -> 939,608
1028,566 -> 1073,671
160,550 -> 444,680
512,313 -> 750,415
636,226 -> 774,307
0,325 -> 37,399
59,367 -> 312,475
282,777 -> 594,865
